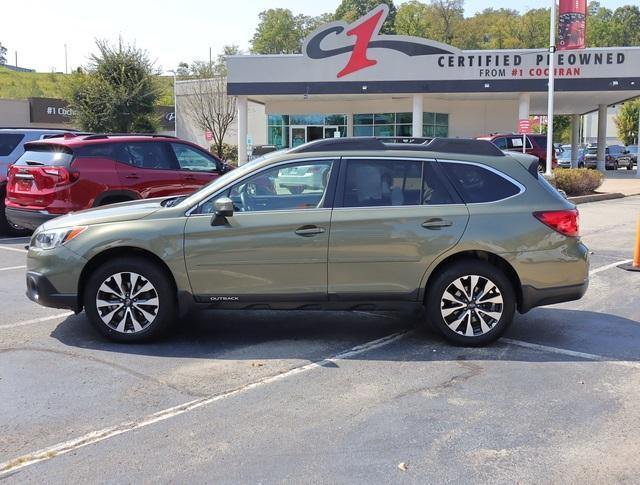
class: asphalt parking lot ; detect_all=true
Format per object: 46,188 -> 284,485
1,196 -> 639,484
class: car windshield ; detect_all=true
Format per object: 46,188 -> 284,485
558,150 -> 572,160
176,149 -> 290,209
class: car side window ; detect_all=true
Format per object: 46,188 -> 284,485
343,159 -> 423,207
76,143 -> 128,161
423,162 -> 456,205
508,137 -> 525,150
493,137 -> 507,150
123,142 -> 176,170
171,143 -> 219,172
199,160 -> 333,214
440,162 -> 520,203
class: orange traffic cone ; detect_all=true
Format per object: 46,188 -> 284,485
620,214 -> 640,272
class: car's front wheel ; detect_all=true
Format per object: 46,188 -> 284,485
425,260 -> 516,346
84,257 -> 176,342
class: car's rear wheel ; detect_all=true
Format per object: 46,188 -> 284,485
425,260 -> 515,346
0,191 -> 31,237
84,257 -> 176,342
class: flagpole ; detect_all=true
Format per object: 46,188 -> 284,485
545,0 -> 556,177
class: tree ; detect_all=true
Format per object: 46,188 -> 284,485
615,99 -> 640,146
66,39 -> 160,132
181,47 -> 239,157
395,1 -> 435,37
250,9 -> 327,54
429,0 -> 464,45
334,0 -> 397,34
0,42 -> 7,65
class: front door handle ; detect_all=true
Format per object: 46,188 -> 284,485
295,225 -> 326,237
125,174 -> 140,180
422,218 -> 453,229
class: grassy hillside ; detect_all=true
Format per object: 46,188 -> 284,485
0,67 -> 174,105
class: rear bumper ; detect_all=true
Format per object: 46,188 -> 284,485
26,271 -> 79,312
5,207 -> 59,230
519,280 -> 588,313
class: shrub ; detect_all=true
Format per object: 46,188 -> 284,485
552,168 -> 603,196
213,143 -> 237,164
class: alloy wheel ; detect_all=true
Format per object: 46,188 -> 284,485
440,275 -> 504,337
95,272 -> 159,333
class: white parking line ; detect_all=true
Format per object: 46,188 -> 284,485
0,312 -> 74,330
0,329 -> 411,476
0,237 -> 30,243
0,245 -> 27,253
502,338 -> 639,369
589,259 -> 632,276
0,265 -> 26,272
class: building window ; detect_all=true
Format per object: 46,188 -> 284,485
353,112 -> 449,139
267,113 -> 347,149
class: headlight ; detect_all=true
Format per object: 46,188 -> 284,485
32,226 -> 87,250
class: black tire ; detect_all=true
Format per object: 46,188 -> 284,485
97,197 -> 132,207
425,260 -> 516,346
83,257 -> 176,342
0,192 -> 31,237
288,186 -> 304,195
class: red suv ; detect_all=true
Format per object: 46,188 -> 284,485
5,134 -> 231,230
476,133 -> 557,171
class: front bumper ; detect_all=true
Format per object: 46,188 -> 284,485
5,207 -> 59,231
26,271 -> 79,312
519,280 -> 588,313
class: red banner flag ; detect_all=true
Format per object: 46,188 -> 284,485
558,0 -> 587,50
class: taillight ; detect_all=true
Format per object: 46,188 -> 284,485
41,166 -> 77,186
533,209 -> 579,237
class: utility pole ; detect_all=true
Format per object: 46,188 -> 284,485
64,44 -> 68,74
545,0 -> 557,177
14,51 -> 17,68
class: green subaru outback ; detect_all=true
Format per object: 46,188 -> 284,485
25,138 -> 588,346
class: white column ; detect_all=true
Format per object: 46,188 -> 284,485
347,113 -> 354,137
571,114 -> 580,168
412,94 -> 423,138
237,96 -> 248,166
518,93 -> 530,121
596,104 -> 607,172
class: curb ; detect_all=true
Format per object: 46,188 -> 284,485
568,192 -> 626,204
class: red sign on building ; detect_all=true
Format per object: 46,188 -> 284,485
558,0 -> 587,51
518,119 -> 532,134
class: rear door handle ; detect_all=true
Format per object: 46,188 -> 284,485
125,174 -> 140,180
295,225 -> 326,237
422,218 -> 453,229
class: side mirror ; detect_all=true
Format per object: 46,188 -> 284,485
211,197 -> 234,226
214,197 -> 234,217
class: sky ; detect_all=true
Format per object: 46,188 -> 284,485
1,0 -> 633,74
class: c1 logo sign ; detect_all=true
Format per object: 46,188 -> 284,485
304,5 -> 457,78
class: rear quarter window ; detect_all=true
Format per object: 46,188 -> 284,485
440,162 -> 521,203
14,145 -> 74,167
0,134 -> 25,156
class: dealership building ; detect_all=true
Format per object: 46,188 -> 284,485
225,6 -> 640,165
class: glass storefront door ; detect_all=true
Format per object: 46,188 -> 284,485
290,126 -> 306,147
324,126 -> 341,139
